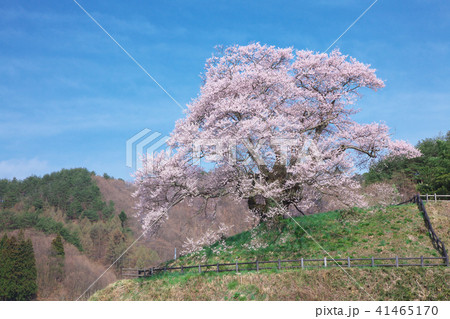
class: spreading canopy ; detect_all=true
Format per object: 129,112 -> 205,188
134,43 -> 420,232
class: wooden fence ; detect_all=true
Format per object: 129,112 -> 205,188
420,194 -> 450,202
122,256 -> 447,278
398,194 -> 449,265
123,194 -> 449,279
413,195 -> 449,264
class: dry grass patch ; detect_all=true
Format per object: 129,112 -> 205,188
425,201 -> 450,245
91,267 -> 449,301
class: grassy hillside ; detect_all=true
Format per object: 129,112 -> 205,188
92,202 -> 449,301
167,203 -> 443,267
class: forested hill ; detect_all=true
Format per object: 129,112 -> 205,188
363,131 -> 450,195
0,168 -> 117,250
0,168 -> 157,300
0,168 -> 160,266
0,168 -> 115,221
0,168 -> 250,299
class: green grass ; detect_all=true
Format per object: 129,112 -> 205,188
168,204 -> 439,267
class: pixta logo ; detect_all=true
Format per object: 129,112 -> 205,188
126,129 -> 169,170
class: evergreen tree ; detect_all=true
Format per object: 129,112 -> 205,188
107,228 -> 126,269
6,235 -> 19,300
0,234 -> 11,300
51,234 -> 65,257
102,201 -> 115,220
0,233 -> 37,300
17,237 -> 37,300
119,211 -> 127,228
50,234 -> 65,282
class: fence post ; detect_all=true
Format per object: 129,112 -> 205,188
181,265 -> 184,273
324,257 -> 327,268
434,193 -> 437,202
371,256 -> 375,267
217,263 -> 219,273
278,259 -> 281,270
256,260 -> 259,272
347,256 -> 351,268
421,256 -> 424,267
395,256 -> 399,268
426,194 -> 428,202
301,258 -> 304,269
151,267 -> 154,276
198,264 -> 201,273
236,261 -> 238,272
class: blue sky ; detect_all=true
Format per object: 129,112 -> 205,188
0,0 -> 449,180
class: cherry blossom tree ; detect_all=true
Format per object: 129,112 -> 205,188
134,43 -> 420,233
181,223 -> 233,255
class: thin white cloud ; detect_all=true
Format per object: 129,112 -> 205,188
0,95 -> 175,138
0,158 -> 50,180
0,6 -> 178,39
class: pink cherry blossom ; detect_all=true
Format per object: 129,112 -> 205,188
134,43 -> 420,234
